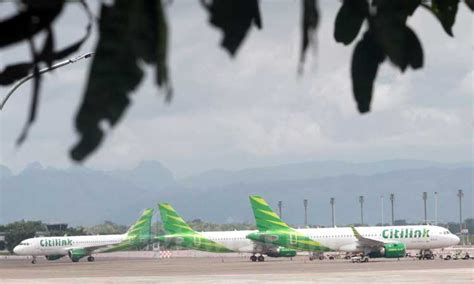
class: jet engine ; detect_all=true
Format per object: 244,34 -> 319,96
68,248 -> 88,262
368,243 -> 406,258
45,255 -> 64,261
266,247 -> 297,258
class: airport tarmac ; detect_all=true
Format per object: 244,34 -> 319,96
0,256 -> 472,283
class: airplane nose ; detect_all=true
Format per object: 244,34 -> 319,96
453,235 -> 460,245
13,246 -> 20,254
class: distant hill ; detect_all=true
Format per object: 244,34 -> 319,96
169,167 -> 473,226
1,165 -> 152,226
106,160 -> 175,191
0,165 -> 12,178
182,160 -> 472,188
1,160 -> 472,226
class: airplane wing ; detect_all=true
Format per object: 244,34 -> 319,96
66,244 -> 112,254
97,239 -> 149,253
351,226 -> 394,248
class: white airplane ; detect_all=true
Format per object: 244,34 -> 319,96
248,195 -> 460,262
155,203 -> 296,262
13,209 -> 154,264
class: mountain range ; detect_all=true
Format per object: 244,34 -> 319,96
1,160 -> 472,227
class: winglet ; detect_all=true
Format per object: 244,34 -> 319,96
249,195 -> 292,232
158,203 -> 196,234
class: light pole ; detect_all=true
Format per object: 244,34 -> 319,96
303,199 -> 308,227
0,52 -> 94,110
278,201 -> 283,219
390,193 -> 395,225
422,192 -> 428,224
380,195 -> 384,226
457,189 -> 464,244
359,196 -> 364,225
434,192 -> 438,225
330,197 -> 335,227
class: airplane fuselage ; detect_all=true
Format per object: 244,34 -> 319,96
247,225 -> 460,253
161,225 -> 459,255
13,234 -> 126,257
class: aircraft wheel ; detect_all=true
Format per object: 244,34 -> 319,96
363,257 -> 369,263
257,255 -> 264,262
31,259 -> 36,264
87,256 -> 95,262
250,255 -> 257,262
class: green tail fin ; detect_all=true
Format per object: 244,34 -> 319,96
126,208 -> 154,240
249,195 -> 292,232
158,203 -> 196,234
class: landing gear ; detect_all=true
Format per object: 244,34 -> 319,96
31,257 -> 37,264
250,254 -> 264,262
87,256 -> 95,262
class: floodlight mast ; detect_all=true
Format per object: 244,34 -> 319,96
330,197 -> 335,227
422,192 -> 428,225
359,195 -> 364,225
303,199 -> 308,227
390,193 -> 395,225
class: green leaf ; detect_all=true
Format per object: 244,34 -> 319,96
202,0 -> 262,56
334,0 -> 368,45
155,0 -> 171,100
400,0 -> 421,16
300,0 -> 319,63
0,0 -> 92,87
71,1 -> 145,161
16,39 -> 42,146
466,0 -> 474,10
351,31 -> 385,113
71,0 -> 170,161
431,0 -> 460,36
0,63 -> 32,85
405,27 -> 423,69
371,15 -> 407,71
40,27 -> 55,68
371,13 -> 423,72
0,0 -> 64,48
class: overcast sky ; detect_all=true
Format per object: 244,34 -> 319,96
0,1 -> 472,177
